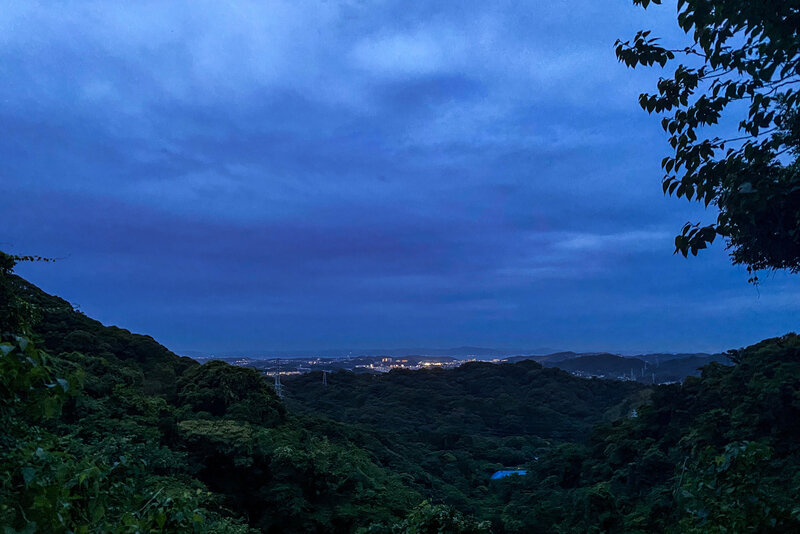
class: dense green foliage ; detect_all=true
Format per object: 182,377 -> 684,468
1,256 -> 420,533
5,0 -> 800,530
286,363 -> 641,442
616,0 -> 800,275
365,501 -> 491,534
0,255 -> 644,532
284,364 -> 642,516
0,333 -> 248,533
499,334 -> 800,532
286,336 -> 800,532
4,252 -> 800,532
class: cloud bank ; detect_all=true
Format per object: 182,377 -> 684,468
3,0 -> 798,353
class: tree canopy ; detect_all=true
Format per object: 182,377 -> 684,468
5,246 -> 800,531
616,0 -> 800,279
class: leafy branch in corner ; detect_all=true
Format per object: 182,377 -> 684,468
616,0 -> 800,281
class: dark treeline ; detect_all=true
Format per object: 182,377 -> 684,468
5,0 -> 799,529
0,255 -> 640,532
283,364 -> 643,515
537,352 -> 731,383
4,255 -> 800,532
1,258 -> 418,533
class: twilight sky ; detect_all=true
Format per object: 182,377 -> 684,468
3,1 -> 799,354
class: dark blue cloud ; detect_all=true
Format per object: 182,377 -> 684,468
2,0 -> 798,354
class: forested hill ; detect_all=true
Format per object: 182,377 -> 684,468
536,352 -> 731,383
5,259 -> 800,532
283,364 -> 644,513
3,265 -> 418,532
499,335 -> 800,533
0,262 -> 643,533
285,363 -> 642,442
9,272 -> 197,398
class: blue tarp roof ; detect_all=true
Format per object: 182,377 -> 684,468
490,470 -> 527,480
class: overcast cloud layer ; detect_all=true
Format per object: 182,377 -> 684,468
3,0 -> 799,354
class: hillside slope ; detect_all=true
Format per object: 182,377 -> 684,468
499,334 -> 800,533
4,256 -> 799,532
9,273 -> 197,398
284,362 -> 644,512
1,261 -> 420,533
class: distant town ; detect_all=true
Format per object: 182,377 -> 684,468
192,354 -> 469,376
189,350 -> 730,385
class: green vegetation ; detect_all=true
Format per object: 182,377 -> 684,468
5,252 -> 800,532
1,255 -> 418,533
284,363 -> 642,514
4,2 -> 798,532
0,254 -> 647,532
499,335 -> 800,532
616,0 -> 800,275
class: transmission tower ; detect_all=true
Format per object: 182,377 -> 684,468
273,372 -> 283,398
322,370 -> 328,386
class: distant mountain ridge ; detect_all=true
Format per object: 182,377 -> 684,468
181,346 -> 722,361
181,346 -> 561,359
184,346 -> 728,384
511,352 -> 731,384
